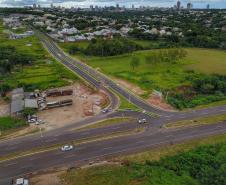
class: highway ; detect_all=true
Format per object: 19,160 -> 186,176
1,29 -> 226,184
1,121 -> 226,184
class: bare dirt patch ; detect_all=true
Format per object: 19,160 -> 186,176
147,94 -> 174,111
114,78 -> 174,111
30,171 -> 64,185
114,78 -> 146,95
37,83 -> 108,130
0,98 -> 10,116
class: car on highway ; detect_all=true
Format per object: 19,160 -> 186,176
102,108 -> 109,113
138,118 -> 147,124
61,145 -> 74,151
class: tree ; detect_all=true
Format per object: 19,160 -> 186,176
130,57 -> 140,70
22,108 -> 36,118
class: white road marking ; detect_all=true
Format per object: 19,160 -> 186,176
63,154 -> 75,159
4,162 -> 17,167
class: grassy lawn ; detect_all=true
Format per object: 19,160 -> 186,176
185,48 -> 226,75
165,114 -> 226,128
0,19 -> 78,91
0,116 -> 27,131
60,44 -> 226,93
59,41 -> 89,53
61,165 -> 135,185
80,48 -> 226,91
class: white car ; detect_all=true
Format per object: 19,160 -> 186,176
138,118 -> 147,124
102,108 -> 109,113
61,145 -> 73,151
27,119 -> 36,123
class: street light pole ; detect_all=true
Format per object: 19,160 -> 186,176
39,127 -> 43,137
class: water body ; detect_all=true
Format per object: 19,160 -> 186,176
0,0 -> 226,9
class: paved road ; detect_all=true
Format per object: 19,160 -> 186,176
1,121 -> 226,184
0,119 -> 140,156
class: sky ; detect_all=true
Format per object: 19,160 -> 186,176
0,0 -> 226,9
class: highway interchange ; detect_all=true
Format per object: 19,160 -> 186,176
1,30 -> 226,184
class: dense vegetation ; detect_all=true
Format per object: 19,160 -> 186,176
0,116 -> 27,131
84,38 -> 143,56
62,141 -> 226,185
168,74 -> 226,109
0,45 -> 35,74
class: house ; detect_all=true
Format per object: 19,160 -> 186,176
150,28 -> 158,35
11,88 -> 24,116
222,26 -> 226,32
58,27 -> 80,35
10,31 -> 34,39
24,99 -> 38,109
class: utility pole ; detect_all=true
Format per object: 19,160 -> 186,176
39,127 -> 43,137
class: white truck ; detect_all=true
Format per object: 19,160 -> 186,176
15,178 -> 29,185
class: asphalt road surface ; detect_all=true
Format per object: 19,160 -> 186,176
1,121 -> 226,184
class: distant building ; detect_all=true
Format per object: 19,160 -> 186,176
176,0 -> 181,10
132,4 -> 135,9
207,4 -> 210,9
187,3 -> 192,10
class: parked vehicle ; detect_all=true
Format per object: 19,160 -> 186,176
15,178 -> 29,185
27,119 -> 36,123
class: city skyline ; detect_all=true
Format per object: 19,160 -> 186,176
0,0 -> 226,9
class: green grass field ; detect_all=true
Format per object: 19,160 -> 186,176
73,48 -> 226,92
0,116 -> 27,131
60,42 -> 226,93
59,41 -> 89,53
0,19 -> 78,91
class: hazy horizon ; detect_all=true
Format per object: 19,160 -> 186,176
0,0 -> 226,9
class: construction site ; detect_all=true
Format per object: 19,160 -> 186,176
8,83 -> 109,131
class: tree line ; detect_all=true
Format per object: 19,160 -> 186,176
0,45 -> 35,96
129,48 -> 187,71
71,38 -> 143,57
0,45 -> 34,74
145,48 -> 187,65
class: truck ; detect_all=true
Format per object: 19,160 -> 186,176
14,178 -> 29,185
